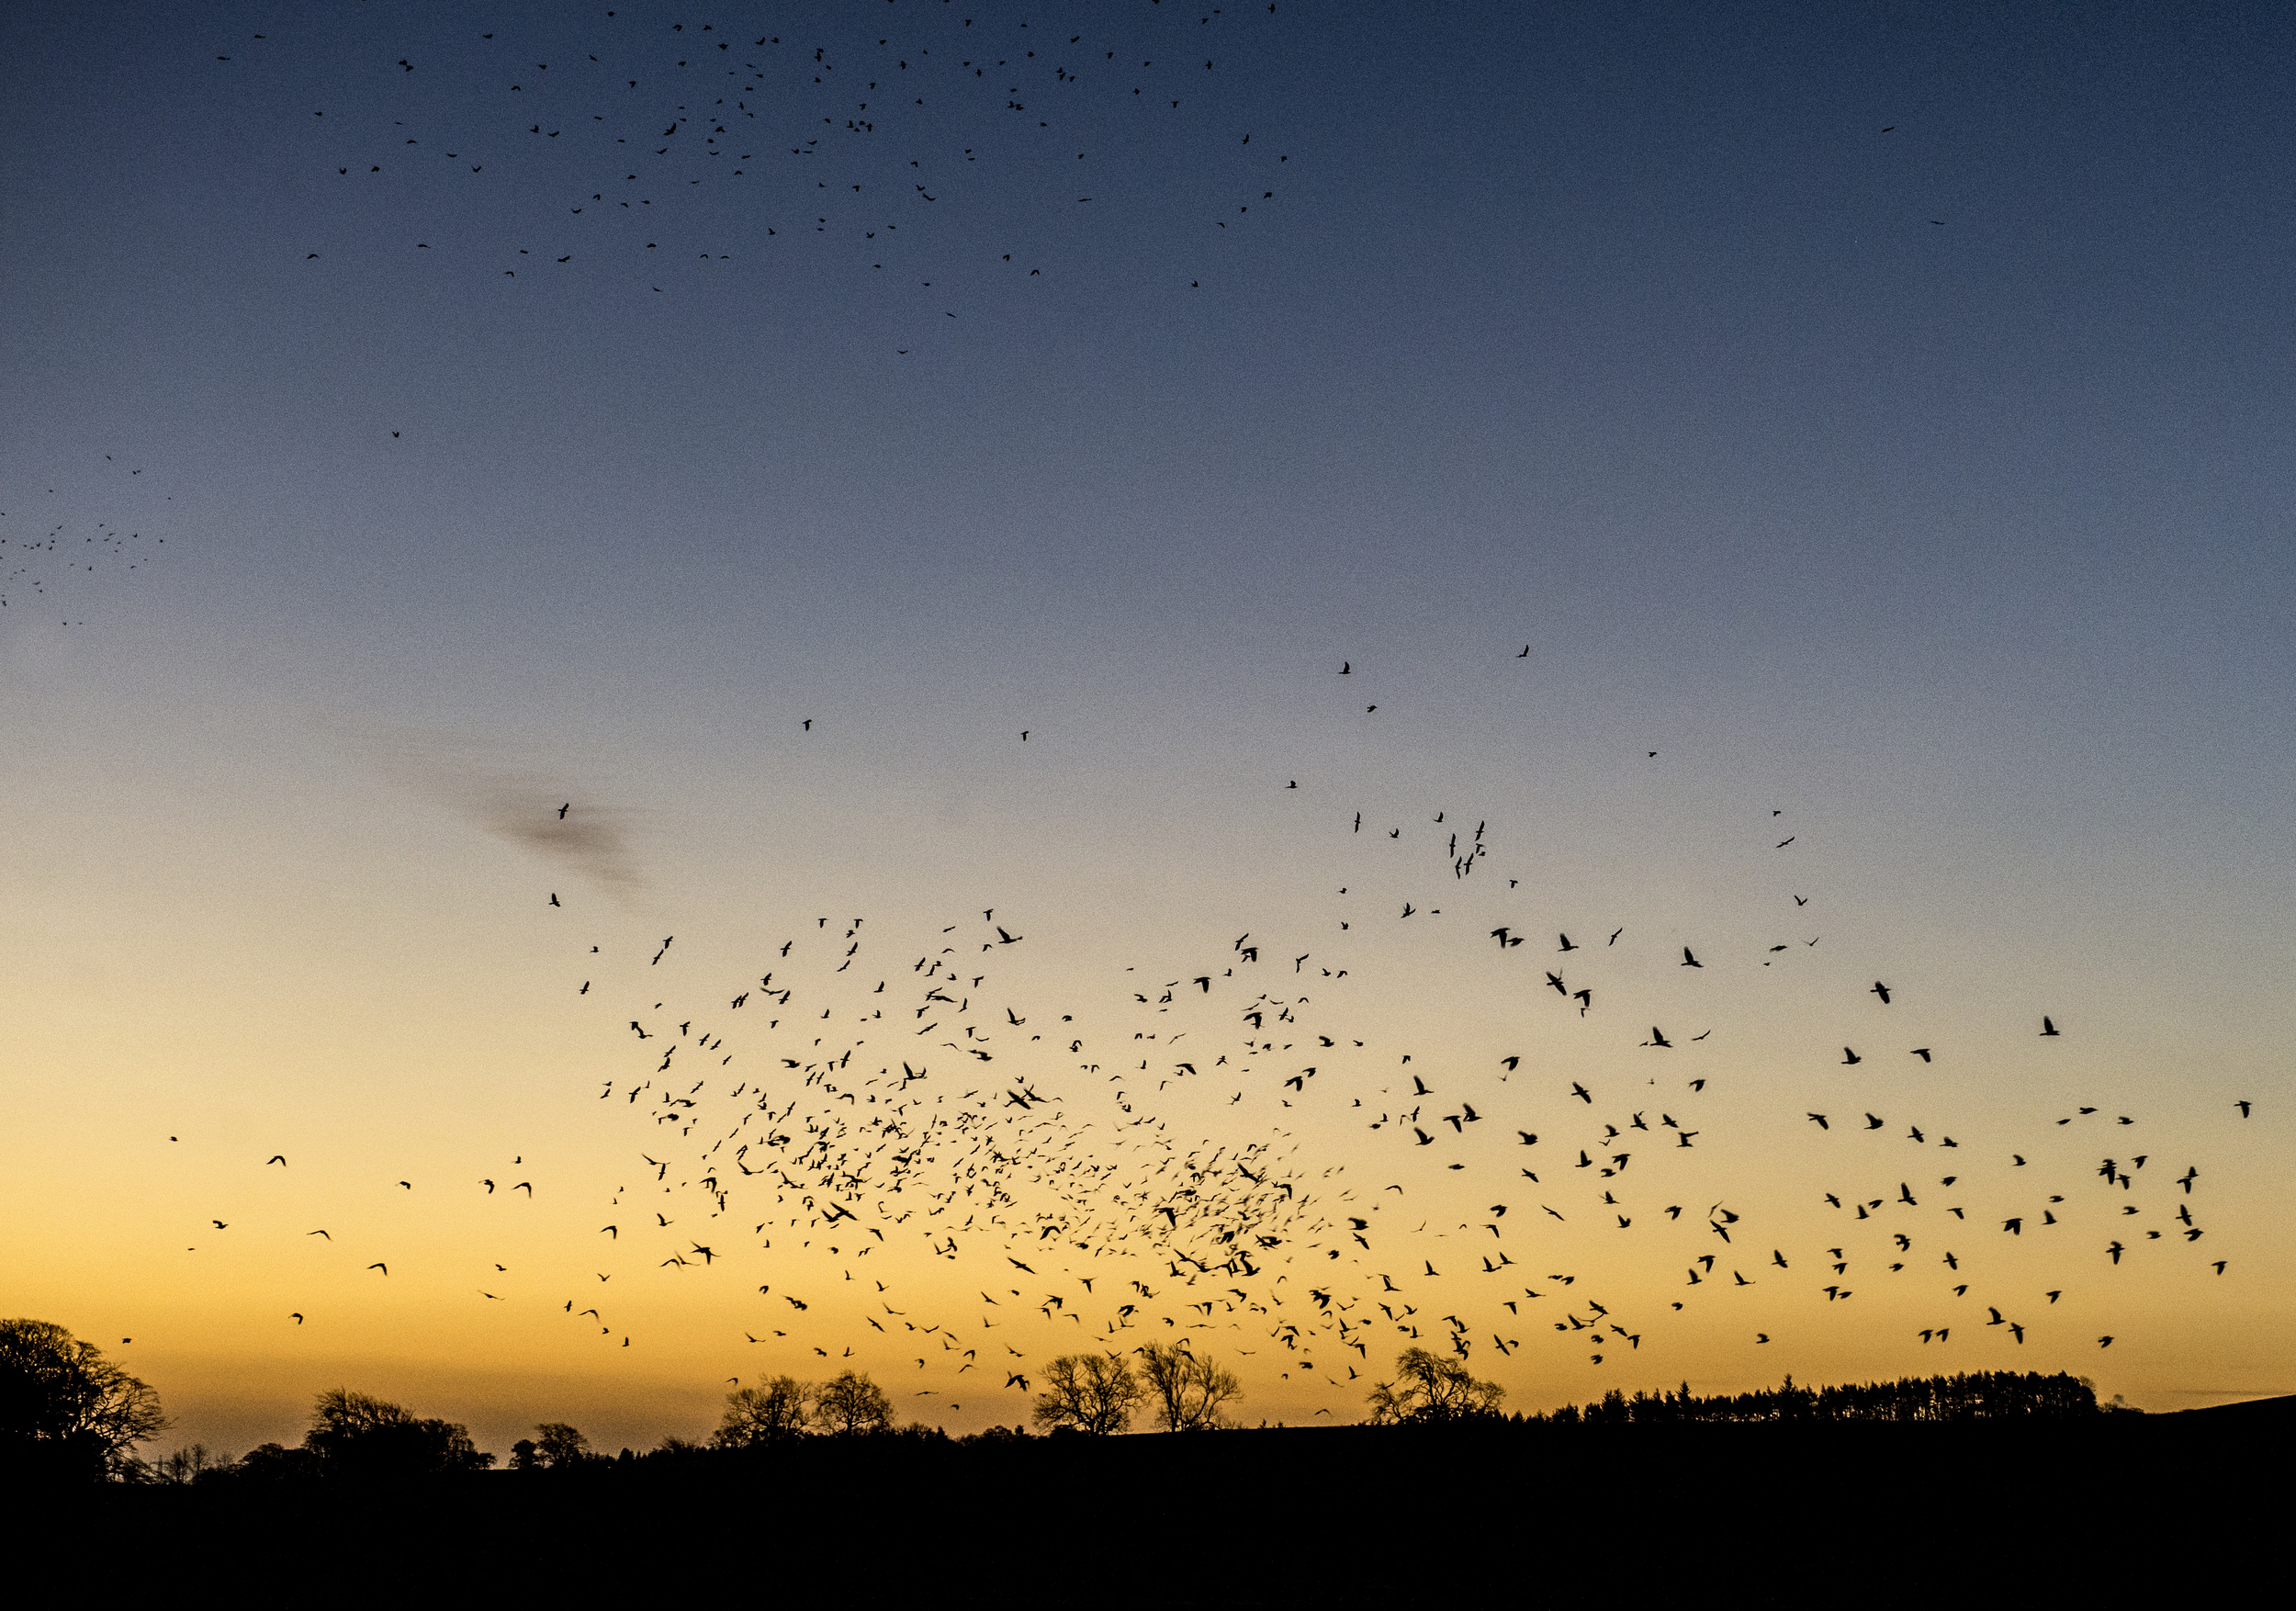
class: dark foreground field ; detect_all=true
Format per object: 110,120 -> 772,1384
23,1398 -> 2285,1605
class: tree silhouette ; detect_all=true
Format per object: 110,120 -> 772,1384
151,1442 -> 235,1484
1032,1353 -> 1146,1435
535,1422 -> 592,1465
714,1377 -> 814,1447
0,1318 -> 167,1480
513,1421 -> 594,1468
1365,1348 -> 1505,1425
810,1370 -> 895,1436
301,1388 -> 493,1480
1135,1342 -> 1242,1432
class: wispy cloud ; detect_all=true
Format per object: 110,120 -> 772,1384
335,720 -> 647,898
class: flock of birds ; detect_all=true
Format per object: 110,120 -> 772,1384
159,659 -> 2249,1425
24,10 -> 2258,1425
11,7 -> 1289,627
0,456 -> 170,626
241,3 -> 1293,346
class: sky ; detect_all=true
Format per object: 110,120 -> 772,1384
4,1 -> 2291,1459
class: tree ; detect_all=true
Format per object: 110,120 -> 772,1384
534,1421 -> 592,1464
235,1441 -> 319,1481
1365,1348 -> 1505,1425
1136,1343 -> 1243,1432
1032,1353 -> 1146,1436
714,1378 -> 813,1447
151,1443 -> 237,1484
514,1421 -> 593,1468
811,1370 -> 894,1436
303,1387 -> 493,1480
0,1318 -> 167,1480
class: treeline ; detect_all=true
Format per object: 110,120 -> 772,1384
128,1366 -> 2129,1488
1365,1346 -> 2113,1427
1525,1370 -> 2116,1425
5,1316 -> 2129,1491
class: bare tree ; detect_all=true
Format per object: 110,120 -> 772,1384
151,1442 -> 235,1484
1365,1347 -> 1505,1425
714,1377 -> 814,1446
1032,1353 -> 1146,1435
0,1318 -> 167,1480
1136,1342 -> 1243,1432
810,1370 -> 894,1436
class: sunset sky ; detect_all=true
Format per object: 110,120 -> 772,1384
5,1 -> 2290,1459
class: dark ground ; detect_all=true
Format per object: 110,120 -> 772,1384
23,1398 -> 2286,1605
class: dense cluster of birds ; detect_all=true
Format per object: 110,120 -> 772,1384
229,3 -> 1293,348
163,648 -> 2249,1422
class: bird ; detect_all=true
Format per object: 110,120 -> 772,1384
2041,1016 -> 2060,1037
1871,982 -> 1890,1005
1841,1048 -> 1861,1065
368,1264 -> 388,1275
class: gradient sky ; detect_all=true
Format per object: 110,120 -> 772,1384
5,1 -> 2291,1459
